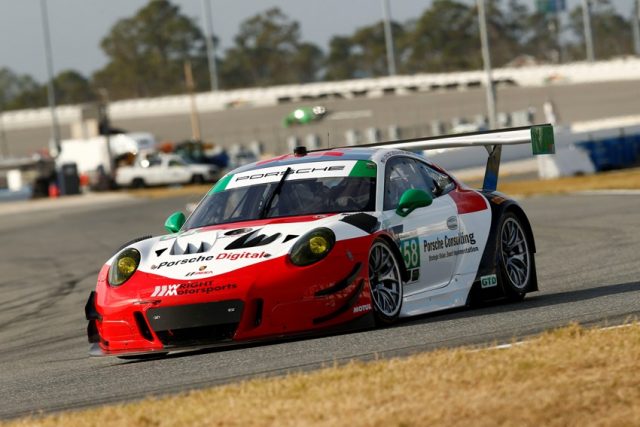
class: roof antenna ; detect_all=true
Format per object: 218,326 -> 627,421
327,132 -> 331,149
293,146 -> 307,157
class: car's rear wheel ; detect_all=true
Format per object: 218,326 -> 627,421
498,213 -> 533,301
192,174 -> 205,184
368,239 -> 403,325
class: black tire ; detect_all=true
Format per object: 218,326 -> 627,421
497,212 -> 534,302
368,239 -> 404,325
192,174 -> 205,184
131,178 -> 146,189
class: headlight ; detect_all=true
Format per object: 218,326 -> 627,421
289,228 -> 335,266
108,248 -> 141,287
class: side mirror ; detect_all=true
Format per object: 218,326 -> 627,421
396,189 -> 433,217
164,211 -> 186,233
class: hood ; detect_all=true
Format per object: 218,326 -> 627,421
113,213 -> 377,281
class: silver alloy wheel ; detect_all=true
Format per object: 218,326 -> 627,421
500,217 -> 530,290
368,241 -> 402,317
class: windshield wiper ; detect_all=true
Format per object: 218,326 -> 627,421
259,167 -> 291,219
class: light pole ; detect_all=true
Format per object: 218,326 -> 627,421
39,0 -> 61,156
581,0 -> 595,62
201,0 -> 219,91
0,104 -> 8,158
477,0 -> 497,130
381,0 -> 397,76
633,0 -> 640,56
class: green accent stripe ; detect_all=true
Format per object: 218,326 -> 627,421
349,160 -> 377,178
531,124 -> 555,155
209,174 -> 233,194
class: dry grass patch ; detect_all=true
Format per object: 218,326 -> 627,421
6,323 -> 640,427
497,167 -> 640,196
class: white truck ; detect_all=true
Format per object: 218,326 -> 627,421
115,153 -> 220,188
55,133 -> 159,188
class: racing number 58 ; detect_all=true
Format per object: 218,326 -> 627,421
401,238 -> 420,269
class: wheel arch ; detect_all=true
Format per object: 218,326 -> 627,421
115,235 -> 153,254
466,192 -> 538,305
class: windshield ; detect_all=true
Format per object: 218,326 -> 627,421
184,176 -> 376,229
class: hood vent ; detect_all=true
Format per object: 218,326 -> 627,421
225,229 -> 281,250
170,240 -> 214,255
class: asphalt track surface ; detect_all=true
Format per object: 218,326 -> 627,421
4,79 -> 640,157
1,191 -> 639,419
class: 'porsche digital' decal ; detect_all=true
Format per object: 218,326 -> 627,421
216,251 -> 270,260
151,255 -> 215,270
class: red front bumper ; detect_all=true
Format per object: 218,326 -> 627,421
86,238 -> 374,356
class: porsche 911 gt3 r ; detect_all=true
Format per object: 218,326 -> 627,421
85,125 -> 555,358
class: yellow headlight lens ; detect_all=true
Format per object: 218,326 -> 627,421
109,248 -> 140,287
289,228 -> 335,266
117,257 -> 137,275
309,236 -> 329,254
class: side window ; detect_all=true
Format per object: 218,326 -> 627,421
383,157 -> 433,210
416,162 -> 455,197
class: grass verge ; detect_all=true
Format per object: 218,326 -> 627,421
497,167 -> 640,197
6,322 -> 640,427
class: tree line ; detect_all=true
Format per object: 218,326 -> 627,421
0,0 -> 635,111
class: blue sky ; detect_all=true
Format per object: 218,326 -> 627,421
0,0 -> 633,82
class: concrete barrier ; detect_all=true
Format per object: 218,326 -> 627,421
3,58 -> 640,132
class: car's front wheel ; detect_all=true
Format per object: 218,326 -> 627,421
368,239 -> 403,325
498,213 -> 533,301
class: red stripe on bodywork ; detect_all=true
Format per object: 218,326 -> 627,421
448,189 -> 488,214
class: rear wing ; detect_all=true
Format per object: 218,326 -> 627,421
365,124 -> 555,192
